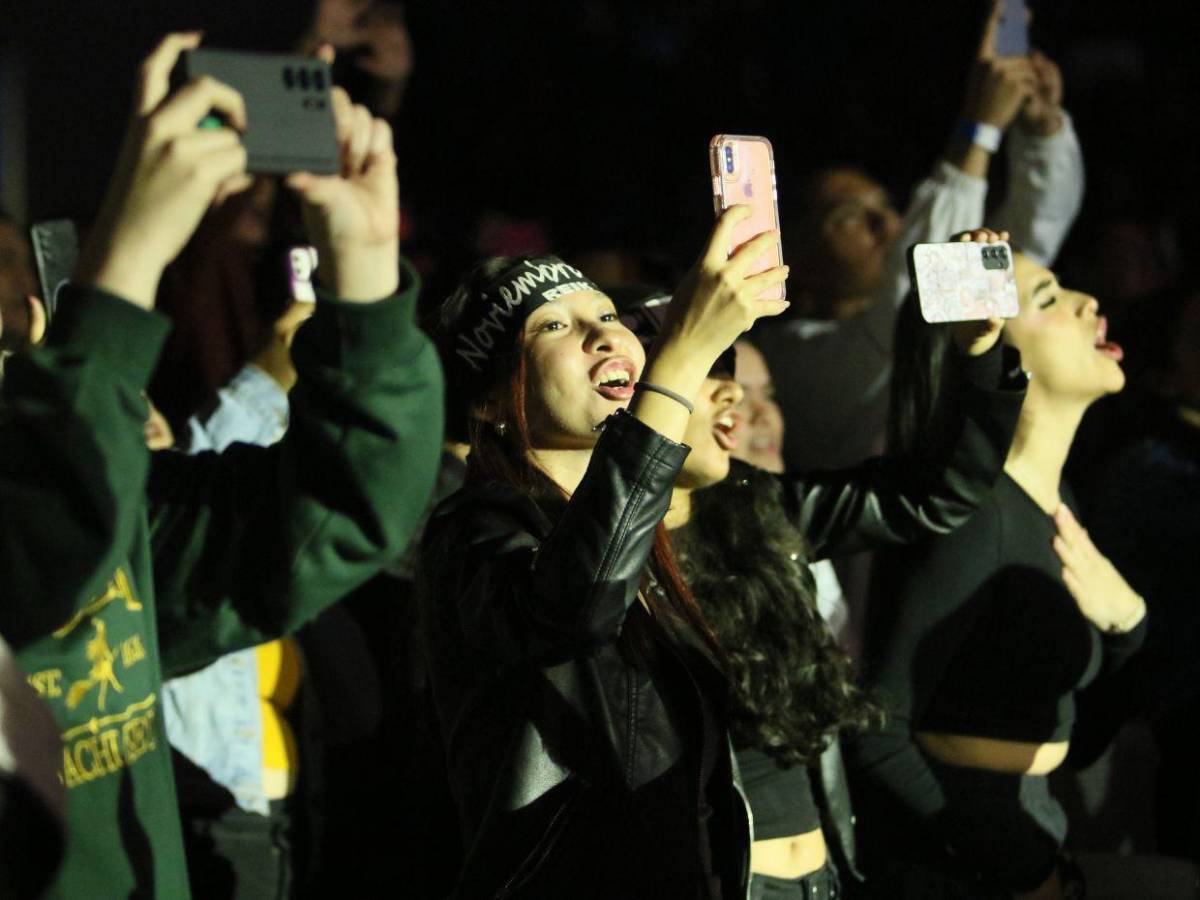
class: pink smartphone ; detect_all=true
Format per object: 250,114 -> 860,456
908,241 -> 1020,323
709,134 -> 785,301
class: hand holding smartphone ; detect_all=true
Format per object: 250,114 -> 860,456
176,49 -> 340,175
709,135 -> 785,301
909,240 -> 1019,323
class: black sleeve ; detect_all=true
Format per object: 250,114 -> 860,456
848,500 -> 1003,823
778,343 -> 1026,560
426,410 -> 689,666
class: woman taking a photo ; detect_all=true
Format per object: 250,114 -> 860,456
850,229 -> 1148,899
418,207 -> 786,899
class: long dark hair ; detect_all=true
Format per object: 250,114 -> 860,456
673,463 -> 880,766
436,257 -> 724,660
888,290 -> 961,458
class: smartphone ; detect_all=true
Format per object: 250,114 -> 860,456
177,49 -> 339,175
994,0 -> 1029,57
709,134 -> 785,301
909,241 -> 1019,323
286,246 -> 319,303
30,219 -> 78,326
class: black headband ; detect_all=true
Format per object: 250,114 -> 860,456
452,256 -> 600,375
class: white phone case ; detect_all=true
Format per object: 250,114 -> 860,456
910,241 -> 1019,323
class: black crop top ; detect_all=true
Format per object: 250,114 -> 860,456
736,747 -> 822,841
851,473 -> 1146,821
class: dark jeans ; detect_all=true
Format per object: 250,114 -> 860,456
861,759 -> 1069,898
751,861 -> 841,900
182,800 -> 293,900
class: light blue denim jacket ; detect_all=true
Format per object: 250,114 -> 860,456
161,364 -> 289,815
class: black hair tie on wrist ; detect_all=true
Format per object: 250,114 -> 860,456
633,381 -> 694,415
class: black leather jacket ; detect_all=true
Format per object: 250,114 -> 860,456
420,410 -> 749,898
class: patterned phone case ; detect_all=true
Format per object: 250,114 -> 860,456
909,241 -> 1020,323
709,134 -> 784,301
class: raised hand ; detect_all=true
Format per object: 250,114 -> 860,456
655,205 -> 790,373
1020,50 -> 1065,136
946,227 -> 1008,356
1053,504 -> 1146,634
75,32 -> 251,310
286,85 -> 399,303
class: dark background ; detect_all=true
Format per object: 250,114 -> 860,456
4,0 -> 1199,296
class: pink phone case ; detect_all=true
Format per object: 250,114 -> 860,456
909,241 -> 1019,323
709,134 -> 785,301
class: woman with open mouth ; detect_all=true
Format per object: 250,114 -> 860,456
613,234 -> 1027,900
417,206 -> 788,899
850,228 -> 1152,898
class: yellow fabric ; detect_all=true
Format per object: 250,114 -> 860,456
255,638 -> 302,798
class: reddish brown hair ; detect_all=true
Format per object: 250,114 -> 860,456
466,333 -> 725,662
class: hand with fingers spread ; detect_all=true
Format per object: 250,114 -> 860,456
1053,504 -> 1146,634
286,86 -> 399,303
75,32 -> 251,310
946,227 -> 1008,356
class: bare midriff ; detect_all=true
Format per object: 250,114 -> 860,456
916,731 -> 1070,775
750,827 -> 827,879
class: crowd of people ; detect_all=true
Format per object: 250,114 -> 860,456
3,2 -> 1200,899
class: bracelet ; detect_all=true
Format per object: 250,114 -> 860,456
633,381 -> 694,415
955,119 -> 1003,153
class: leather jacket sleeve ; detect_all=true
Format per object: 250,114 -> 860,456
431,409 -> 689,665
777,343 -> 1027,559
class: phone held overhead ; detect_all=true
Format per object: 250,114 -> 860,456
994,0 -> 1030,57
909,241 -> 1020,324
174,49 -> 340,175
709,134 -> 785,301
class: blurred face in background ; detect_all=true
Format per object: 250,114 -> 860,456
731,340 -> 785,473
793,167 -> 902,313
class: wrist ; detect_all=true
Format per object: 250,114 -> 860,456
76,241 -> 164,311
641,351 -> 708,404
317,242 -> 400,303
954,119 -> 1004,153
1020,109 -> 1065,137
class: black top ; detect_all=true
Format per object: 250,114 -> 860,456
852,473 -> 1147,821
735,748 -> 822,841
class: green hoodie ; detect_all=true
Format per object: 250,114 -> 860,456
0,266 -> 443,898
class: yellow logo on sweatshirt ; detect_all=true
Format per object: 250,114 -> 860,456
26,567 -> 160,789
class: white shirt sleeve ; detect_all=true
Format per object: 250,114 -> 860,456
865,162 -> 989,347
989,112 -> 1086,267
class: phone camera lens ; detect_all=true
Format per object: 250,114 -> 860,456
298,68 -> 311,90
724,146 -> 734,174
313,70 -> 326,91
283,67 -> 295,89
